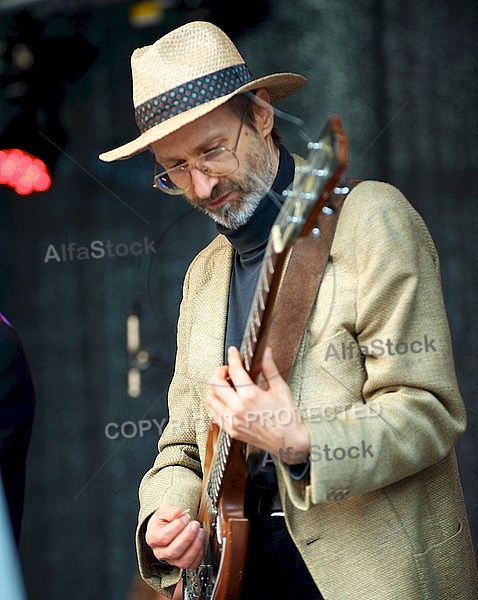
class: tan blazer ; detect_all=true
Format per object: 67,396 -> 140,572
137,180 -> 478,599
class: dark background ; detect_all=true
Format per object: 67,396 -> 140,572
0,0 -> 477,598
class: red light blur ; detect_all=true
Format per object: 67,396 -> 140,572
0,148 -> 52,195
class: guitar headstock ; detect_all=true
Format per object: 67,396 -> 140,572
271,115 -> 347,253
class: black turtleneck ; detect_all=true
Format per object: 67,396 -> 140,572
217,145 -> 295,360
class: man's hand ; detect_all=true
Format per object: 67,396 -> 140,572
145,504 -> 204,569
207,346 -> 310,463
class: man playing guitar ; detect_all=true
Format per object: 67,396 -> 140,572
100,21 -> 478,600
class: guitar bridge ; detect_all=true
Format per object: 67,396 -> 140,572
183,562 -> 215,600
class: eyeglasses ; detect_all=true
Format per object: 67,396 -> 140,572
152,111 -> 246,196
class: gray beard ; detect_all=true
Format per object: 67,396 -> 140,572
200,159 -> 275,230
201,189 -> 263,230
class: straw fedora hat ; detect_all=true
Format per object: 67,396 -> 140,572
99,20 -> 307,162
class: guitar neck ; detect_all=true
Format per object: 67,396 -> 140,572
239,240 -> 286,383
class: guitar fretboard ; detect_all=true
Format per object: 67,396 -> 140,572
240,247 -> 278,373
205,429 -> 232,513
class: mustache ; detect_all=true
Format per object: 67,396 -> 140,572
192,182 -> 242,210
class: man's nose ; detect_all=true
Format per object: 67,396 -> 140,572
189,168 -> 219,199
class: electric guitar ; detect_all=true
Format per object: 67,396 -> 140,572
183,115 -> 348,600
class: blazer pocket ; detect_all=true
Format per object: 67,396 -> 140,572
413,522 -> 478,599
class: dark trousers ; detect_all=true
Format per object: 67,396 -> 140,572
239,516 -> 325,600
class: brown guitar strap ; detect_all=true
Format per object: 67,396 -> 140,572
264,181 -> 360,383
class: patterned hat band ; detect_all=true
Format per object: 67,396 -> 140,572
134,63 -> 253,134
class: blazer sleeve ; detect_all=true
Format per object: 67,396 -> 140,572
276,181 -> 467,508
136,258 -> 204,595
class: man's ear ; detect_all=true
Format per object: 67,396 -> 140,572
251,88 -> 275,137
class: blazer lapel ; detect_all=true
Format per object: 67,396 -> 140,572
188,236 -> 234,384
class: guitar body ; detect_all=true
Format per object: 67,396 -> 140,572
183,425 -> 249,599
183,115 -> 348,600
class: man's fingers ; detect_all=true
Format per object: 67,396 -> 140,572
171,521 -> 204,569
146,506 -> 191,548
226,346 -> 254,390
154,520 -> 204,569
261,346 -> 288,391
154,504 -> 190,522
